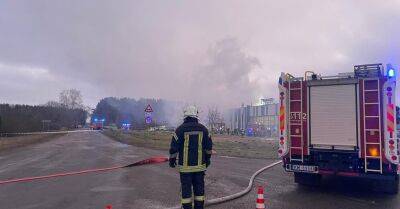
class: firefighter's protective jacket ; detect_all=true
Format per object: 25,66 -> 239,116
169,117 -> 213,173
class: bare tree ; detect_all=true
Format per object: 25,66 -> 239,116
59,89 -> 84,109
45,101 -> 62,107
207,106 -> 223,132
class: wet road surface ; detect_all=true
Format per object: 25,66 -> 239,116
0,132 -> 399,209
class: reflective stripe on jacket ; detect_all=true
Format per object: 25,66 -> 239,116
169,117 -> 213,173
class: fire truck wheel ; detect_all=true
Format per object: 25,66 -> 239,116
294,173 -> 321,186
373,175 -> 399,194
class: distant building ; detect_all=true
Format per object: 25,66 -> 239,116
229,98 -> 279,137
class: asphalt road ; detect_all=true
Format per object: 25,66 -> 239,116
0,132 -> 399,209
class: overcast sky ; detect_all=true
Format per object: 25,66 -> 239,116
1,0 -> 400,108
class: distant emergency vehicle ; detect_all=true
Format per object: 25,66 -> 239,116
91,118 -> 105,130
278,63 -> 399,193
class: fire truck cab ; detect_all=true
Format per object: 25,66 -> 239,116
278,64 -> 399,193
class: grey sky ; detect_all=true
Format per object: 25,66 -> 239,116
1,0 -> 399,108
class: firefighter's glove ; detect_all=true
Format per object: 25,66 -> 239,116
169,158 -> 176,168
205,154 -> 211,168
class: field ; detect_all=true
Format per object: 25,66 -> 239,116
0,133 -> 65,151
103,130 -> 279,159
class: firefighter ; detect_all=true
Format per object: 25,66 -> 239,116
169,106 -> 213,209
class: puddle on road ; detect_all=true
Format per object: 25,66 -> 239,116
79,145 -> 94,150
124,154 -> 138,158
90,185 -> 135,192
262,138 -> 278,141
133,199 -> 167,209
112,143 -> 130,148
113,154 -> 140,163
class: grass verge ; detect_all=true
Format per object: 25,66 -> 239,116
0,133 -> 66,151
103,129 -> 279,159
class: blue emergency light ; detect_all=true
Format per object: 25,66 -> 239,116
386,63 -> 395,78
388,68 -> 395,78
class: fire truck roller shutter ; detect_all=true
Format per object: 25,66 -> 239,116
310,84 -> 357,147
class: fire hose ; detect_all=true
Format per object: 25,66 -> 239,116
167,160 -> 283,209
0,156 -> 169,185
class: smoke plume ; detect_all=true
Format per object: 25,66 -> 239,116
189,38 -> 262,109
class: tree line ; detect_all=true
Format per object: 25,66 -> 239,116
0,104 -> 87,133
92,97 -> 182,129
0,89 -> 87,133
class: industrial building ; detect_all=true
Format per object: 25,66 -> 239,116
229,98 -> 279,137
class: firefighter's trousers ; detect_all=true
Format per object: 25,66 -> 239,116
180,171 -> 205,209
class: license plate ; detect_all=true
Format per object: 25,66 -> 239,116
286,164 -> 318,173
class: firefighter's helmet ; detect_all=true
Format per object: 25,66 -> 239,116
183,105 -> 199,119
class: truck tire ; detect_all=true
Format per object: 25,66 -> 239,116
294,172 -> 321,186
373,175 -> 399,194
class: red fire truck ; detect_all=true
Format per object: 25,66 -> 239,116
278,64 -> 399,193
91,118 -> 105,130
